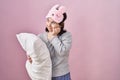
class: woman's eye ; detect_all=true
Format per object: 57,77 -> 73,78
51,21 -> 56,24
47,18 -> 49,21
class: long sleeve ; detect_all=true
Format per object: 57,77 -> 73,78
50,32 -> 72,56
37,32 -> 72,77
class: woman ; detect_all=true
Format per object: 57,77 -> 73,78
28,4 -> 72,80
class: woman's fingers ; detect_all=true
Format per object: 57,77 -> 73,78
27,55 -> 32,64
52,27 -> 60,35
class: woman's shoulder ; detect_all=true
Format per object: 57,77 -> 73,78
59,31 -> 72,40
37,32 -> 48,42
61,31 -> 72,37
37,32 -> 47,38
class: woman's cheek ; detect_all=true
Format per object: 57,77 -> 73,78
51,24 -> 55,28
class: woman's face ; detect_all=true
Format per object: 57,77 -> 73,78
46,18 -> 60,32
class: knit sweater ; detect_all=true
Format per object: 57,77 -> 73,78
38,31 -> 72,77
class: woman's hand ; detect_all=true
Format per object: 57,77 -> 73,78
51,26 -> 61,36
48,26 -> 60,40
27,55 -> 32,64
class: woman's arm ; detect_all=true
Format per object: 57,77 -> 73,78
50,32 -> 72,56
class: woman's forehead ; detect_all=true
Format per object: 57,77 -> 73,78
47,18 -> 57,23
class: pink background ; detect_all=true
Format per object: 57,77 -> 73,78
0,0 -> 120,80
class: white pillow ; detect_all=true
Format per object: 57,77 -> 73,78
16,33 -> 52,80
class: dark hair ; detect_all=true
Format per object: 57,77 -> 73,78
45,13 -> 67,36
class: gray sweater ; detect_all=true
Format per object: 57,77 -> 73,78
38,31 -> 72,77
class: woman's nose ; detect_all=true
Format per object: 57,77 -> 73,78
48,22 -> 52,27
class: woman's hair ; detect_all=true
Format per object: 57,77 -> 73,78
45,13 -> 67,36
